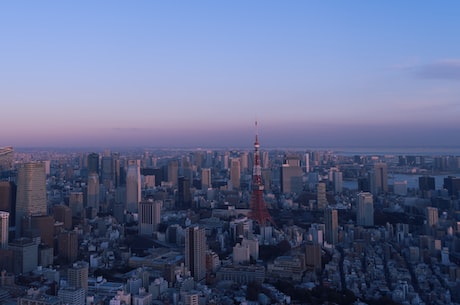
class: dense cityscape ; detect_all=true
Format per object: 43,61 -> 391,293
1,133 -> 460,305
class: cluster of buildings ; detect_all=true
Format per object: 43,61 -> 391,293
1,140 -> 460,304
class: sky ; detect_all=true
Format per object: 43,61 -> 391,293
1,1 -> 460,149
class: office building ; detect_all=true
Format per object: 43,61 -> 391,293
357,192 -> 374,227
16,162 -> 47,238
444,176 -> 460,197
87,172 -> 99,215
69,192 -> 84,218
324,208 -> 338,245
426,206 -> 439,228
58,287 -> 85,305
201,168 -> 211,190
371,162 -> 388,195
178,176 -> 192,209
0,146 -> 14,172
0,181 -> 15,223
333,171 -> 343,194
230,158 -> 241,189
280,156 -> 303,194
87,153 -> 99,174
126,160 -> 141,213
23,215 -> 54,248
58,231 -> 78,263
9,237 -> 38,274
419,176 -> 435,191
167,159 -> 179,186
68,261 -> 89,293
232,243 -> 250,265
138,200 -> 161,235
317,182 -> 327,210
185,226 -> 206,281
101,156 -> 113,189
0,211 -> 9,248
305,242 -> 322,270
53,204 -> 72,230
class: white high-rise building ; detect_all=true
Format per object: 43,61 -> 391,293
138,200 -> 161,235
16,162 -> 47,237
0,211 -> 9,248
304,153 -> 310,173
232,243 -> 250,265
126,160 -> 141,213
357,192 -> 374,227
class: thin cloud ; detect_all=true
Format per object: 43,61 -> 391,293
413,59 -> 460,80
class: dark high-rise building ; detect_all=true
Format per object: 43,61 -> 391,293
371,162 -> 388,195
22,215 -> 55,248
325,208 -> 338,245
58,231 -> 78,263
0,181 -> 16,226
101,156 -> 113,188
444,176 -> 460,197
185,226 -> 206,281
178,176 -> 192,209
53,204 -> 72,230
419,176 -> 435,191
87,153 -> 99,174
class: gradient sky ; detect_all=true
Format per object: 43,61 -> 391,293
1,1 -> 460,148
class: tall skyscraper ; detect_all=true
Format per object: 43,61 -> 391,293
178,176 -> 192,209
16,162 -> 47,238
101,156 -> 114,189
201,168 -> 211,190
333,171 -> 343,194
138,200 -> 161,235
317,182 -> 327,210
324,208 -> 338,245
69,192 -> 84,218
304,153 -> 310,173
357,192 -> 374,227
87,153 -> 99,174
426,206 -> 439,228
126,160 -> 141,213
0,211 -> 9,248
87,172 -> 99,215
0,181 -> 16,226
230,158 -> 241,189
167,159 -> 179,186
58,231 -> 78,263
371,163 -> 388,195
185,226 -> 206,281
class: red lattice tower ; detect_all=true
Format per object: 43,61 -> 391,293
249,122 -> 274,226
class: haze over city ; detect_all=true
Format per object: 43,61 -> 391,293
1,2 -> 460,148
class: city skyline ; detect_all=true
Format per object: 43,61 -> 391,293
1,2 -> 460,148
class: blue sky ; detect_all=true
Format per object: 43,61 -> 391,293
1,1 -> 460,148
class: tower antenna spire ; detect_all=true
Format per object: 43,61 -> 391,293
249,121 -> 274,227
